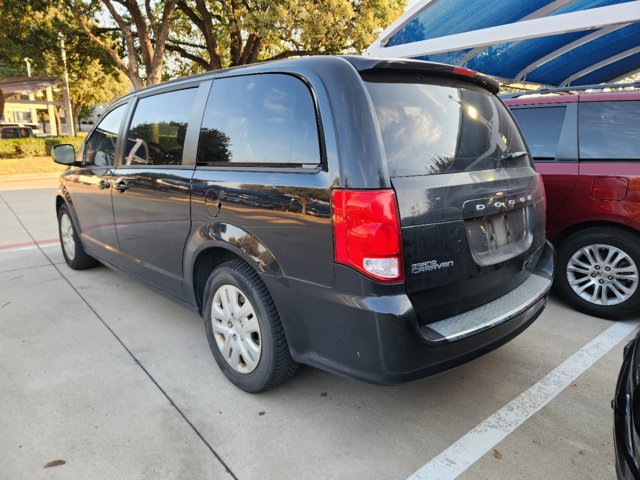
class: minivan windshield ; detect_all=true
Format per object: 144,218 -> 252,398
364,72 -> 528,177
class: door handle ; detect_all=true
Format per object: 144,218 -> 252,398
114,181 -> 129,192
99,179 -> 111,190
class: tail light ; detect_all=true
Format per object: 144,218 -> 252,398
331,189 -> 403,283
453,66 -> 476,78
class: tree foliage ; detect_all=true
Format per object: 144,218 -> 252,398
0,1 -> 130,125
2,0 -> 406,94
66,0 -> 179,89
71,59 -> 130,121
58,0 -> 405,85
169,0 -> 405,72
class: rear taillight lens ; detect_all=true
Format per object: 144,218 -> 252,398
331,189 -> 403,283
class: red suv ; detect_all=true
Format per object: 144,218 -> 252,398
505,85 -> 640,319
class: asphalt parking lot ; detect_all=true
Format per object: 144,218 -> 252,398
1,175 -> 638,480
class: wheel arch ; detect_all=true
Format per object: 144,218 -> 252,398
191,247 -> 245,312
55,185 -> 79,225
55,188 -> 83,236
185,225 -> 283,312
55,194 -> 65,213
552,221 -> 640,248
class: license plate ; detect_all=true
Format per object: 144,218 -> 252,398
465,206 -> 534,266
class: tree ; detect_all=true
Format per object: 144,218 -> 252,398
70,59 -> 130,126
0,1 -> 131,130
168,0 -> 405,71
66,0 -> 179,88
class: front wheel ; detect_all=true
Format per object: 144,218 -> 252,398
57,204 -> 98,270
202,259 -> 297,392
555,227 -> 640,319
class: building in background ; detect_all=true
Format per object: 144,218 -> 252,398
0,77 -> 73,136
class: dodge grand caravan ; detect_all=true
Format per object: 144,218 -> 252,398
52,56 -> 554,392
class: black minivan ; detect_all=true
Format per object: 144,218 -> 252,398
52,56 -> 554,392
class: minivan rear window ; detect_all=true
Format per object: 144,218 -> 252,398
363,72 -> 528,177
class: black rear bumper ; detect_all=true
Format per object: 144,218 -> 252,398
614,332 -> 640,480
264,241 -> 554,385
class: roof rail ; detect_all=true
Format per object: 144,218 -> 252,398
500,81 -> 640,99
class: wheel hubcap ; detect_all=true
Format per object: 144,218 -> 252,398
60,213 -> 76,260
566,244 -> 638,306
211,284 -> 261,373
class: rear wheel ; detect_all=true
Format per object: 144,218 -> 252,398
57,204 -> 98,270
555,227 -> 640,319
202,259 -> 297,392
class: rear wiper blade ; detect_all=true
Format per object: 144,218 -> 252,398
500,151 -> 529,161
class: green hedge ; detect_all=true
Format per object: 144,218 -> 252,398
0,137 -> 84,159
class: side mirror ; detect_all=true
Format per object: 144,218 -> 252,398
51,144 -> 78,166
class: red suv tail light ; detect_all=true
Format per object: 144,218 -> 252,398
331,189 -> 403,283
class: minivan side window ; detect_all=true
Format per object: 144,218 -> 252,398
83,104 -> 127,167
197,74 -> 321,166
124,88 -> 197,166
511,107 -> 567,160
579,101 -> 640,161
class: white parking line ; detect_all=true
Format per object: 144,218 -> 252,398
408,320 -> 639,480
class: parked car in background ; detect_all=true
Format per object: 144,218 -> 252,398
613,329 -> 640,479
1,122 -> 43,136
504,85 -> 640,319
0,125 -> 34,139
52,56 -> 553,392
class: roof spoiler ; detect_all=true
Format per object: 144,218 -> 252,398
345,57 -> 500,94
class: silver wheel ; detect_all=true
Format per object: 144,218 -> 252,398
566,244 -> 639,306
210,284 -> 261,373
60,213 -> 76,261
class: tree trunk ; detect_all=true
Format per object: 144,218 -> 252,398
73,104 -> 82,131
54,106 -> 62,136
70,0 -> 177,89
0,88 -> 5,123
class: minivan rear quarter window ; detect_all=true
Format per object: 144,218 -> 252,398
511,106 -> 567,160
579,101 -> 640,161
363,72 -> 528,177
197,74 -> 321,166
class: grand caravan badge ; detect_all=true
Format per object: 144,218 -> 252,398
411,259 -> 454,274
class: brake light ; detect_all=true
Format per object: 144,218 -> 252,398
453,66 -> 476,78
331,189 -> 403,283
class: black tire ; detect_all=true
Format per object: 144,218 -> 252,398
57,204 -> 98,270
202,259 -> 297,392
555,227 -> 640,320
